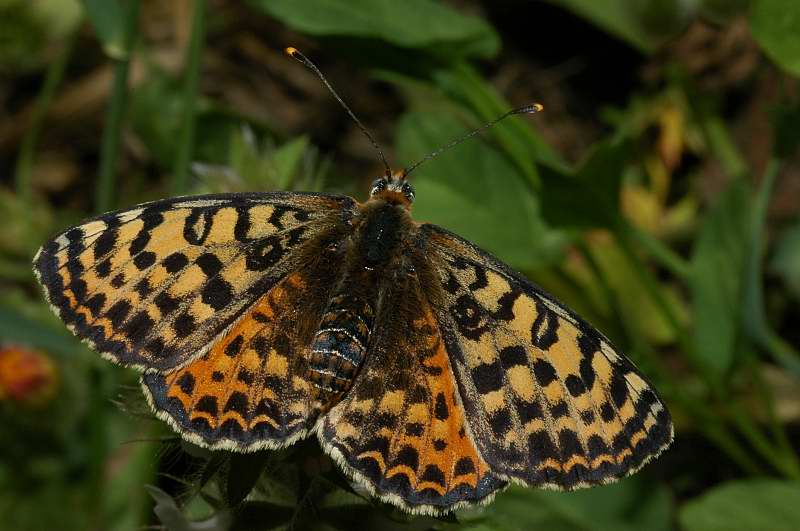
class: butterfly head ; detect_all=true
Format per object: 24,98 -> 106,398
369,171 -> 415,208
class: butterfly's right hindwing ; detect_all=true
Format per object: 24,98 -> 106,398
33,192 -> 355,372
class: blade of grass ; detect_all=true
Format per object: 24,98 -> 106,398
743,158 -> 800,375
172,0 -> 208,195
751,360 -> 800,476
573,238 -> 631,347
95,0 -> 141,213
14,31 -> 77,210
621,221 -> 692,279
611,217 -> 777,476
614,219 -> 693,356
730,398 -> 800,479
87,4 -> 141,526
702,113 -> 748,179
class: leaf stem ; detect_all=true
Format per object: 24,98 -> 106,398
172,0 -> 208,195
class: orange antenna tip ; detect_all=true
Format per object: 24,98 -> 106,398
285,47 -> 391,175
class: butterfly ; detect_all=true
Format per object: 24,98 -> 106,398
32,49 -> 672,516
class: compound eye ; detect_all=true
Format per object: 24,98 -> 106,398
401,182 -> 415,202
370,178 -> 387,196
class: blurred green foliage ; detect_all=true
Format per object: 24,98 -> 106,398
1,0 -> 800,529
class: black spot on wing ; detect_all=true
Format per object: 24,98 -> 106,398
201,278 -> 234,310
163,252 -> 189,273
565,375 -> 587,397
533,359 -> 557,387
246,235 -> 283,271
177,373 -> 195,395
196,253 -> 224,277
434,392 -> 449,420
195,395 -> 218,415
184,209 -> 215,245
471,360 -> 503,394
500,345 -> 527,368
224,391 -> 248,416
531,301 -> 559,350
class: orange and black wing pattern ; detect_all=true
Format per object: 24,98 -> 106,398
34,192 -> 355,448
418,224 -> 673,491
142,267 -> 341,450
319,272 -> 506,515
33,192 -> 354,372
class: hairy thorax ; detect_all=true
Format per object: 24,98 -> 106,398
302,196 -> 418,402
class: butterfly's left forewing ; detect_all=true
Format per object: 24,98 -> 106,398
34,192 -> 358,450
419,224 -> 673,490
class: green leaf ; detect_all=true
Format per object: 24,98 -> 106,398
689,177 -> 751,378
249,0 -> 499,58
680,480 -> 800,531
80,0 -> 134,59
770,218 -> 800,300
395,110 -> 562,271
547,0 -> 676,53
539,139 -> 628,229
0,298 -> 78,357
270,136 -> 310,190
457,478 -> 672,531
146,485 -> 232,531
750,0 -> 800,76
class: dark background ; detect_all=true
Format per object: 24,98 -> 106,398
1,1 -> 799,529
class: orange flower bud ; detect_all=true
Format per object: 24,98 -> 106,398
0,345 -> 58,406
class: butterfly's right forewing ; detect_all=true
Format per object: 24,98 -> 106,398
419,224 -> 673,490
33,192 -> 355,372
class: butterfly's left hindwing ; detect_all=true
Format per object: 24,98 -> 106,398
419,224 -> 673,490
142,266 -> 341,451
33,192 -> 354,372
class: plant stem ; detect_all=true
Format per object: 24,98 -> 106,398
729,405 -> 800,479
671,391 -> 765,476
95,0 -> 140,214
14,32 -> 77,209
172,0 -> 208,195
621,220 -> 691,279
752,364 -> 800,476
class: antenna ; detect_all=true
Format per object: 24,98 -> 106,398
403,103 -> 544,178
285,47 -> 391,177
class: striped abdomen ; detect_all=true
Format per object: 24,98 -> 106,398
305,293 -> 373,398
